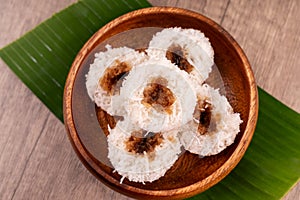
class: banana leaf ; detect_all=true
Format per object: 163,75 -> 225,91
0,0 -> 299,199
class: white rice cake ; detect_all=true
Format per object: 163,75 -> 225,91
179,84 -> 242,156
107,120 -> 182,183
120,57 -> 197,132
86,45 -> 147,116
147,27 -> 214,84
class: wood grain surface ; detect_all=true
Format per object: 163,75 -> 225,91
0,0 -> 299,200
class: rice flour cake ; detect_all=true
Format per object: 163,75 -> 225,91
147,27 -> 214,84
84,27 -> 243,184
86,45 -> 147,116
120,57 -> 197,132
107,120 -> 182,183
179,84 -> 242,156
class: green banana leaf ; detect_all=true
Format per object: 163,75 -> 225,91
0,0 -> 299,199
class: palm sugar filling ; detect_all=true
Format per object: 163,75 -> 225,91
193,99 -> 212,135
99,60 -> 131,95
126,131 -> 163,154
166,45 -> 194,73
141,77 -> 176,114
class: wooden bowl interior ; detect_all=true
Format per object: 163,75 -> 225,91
66,7 -> 257,199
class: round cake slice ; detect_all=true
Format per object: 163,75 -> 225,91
179,84 -> 242,156
147,27 -> 214,84
107,119 -> 182,183
85,45 -> 147,116
119,57 -> 197,132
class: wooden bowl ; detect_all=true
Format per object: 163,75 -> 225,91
63,7 -> 258,199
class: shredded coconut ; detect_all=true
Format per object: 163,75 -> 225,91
108,120 -> 182,183
86,45 -> 147,115
120,57 -> 197,132
179,84 -> 242,156
147,27 -> 214,83
85,27 -> 243,183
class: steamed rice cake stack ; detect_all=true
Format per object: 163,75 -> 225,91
85,27 -> 242,183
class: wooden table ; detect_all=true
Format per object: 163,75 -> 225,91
0,0 -> 299,199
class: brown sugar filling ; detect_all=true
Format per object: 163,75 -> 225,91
136,48 -> 147,54
193,99 -> 212,135
142,77 -> 176,114
99,61 -> 131,95
166,45 -> 194,73
95,106 -> 117,137
126,131 -> 163,154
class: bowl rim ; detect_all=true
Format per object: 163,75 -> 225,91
63,6 -> 258,199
